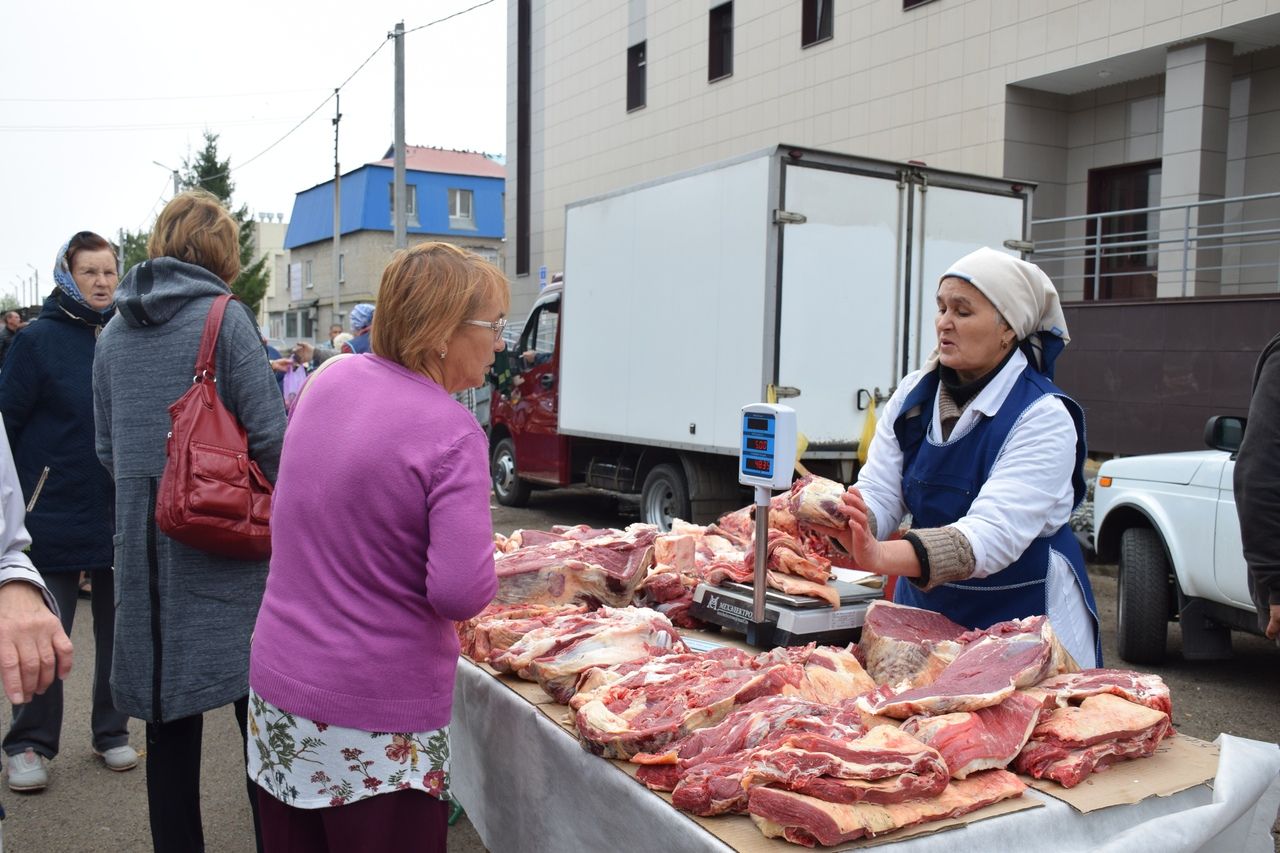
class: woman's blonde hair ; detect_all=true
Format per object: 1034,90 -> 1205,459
148,190 -> 241,284
372,242 -> 510,376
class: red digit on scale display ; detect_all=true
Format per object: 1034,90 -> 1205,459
746,458 -> 771,472
746,438 -> 768,451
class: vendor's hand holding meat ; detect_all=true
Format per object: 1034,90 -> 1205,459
840,247 -> 1100,669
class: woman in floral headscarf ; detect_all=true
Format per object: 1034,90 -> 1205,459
0,232 -> 137,794
816,247 -> 1100,669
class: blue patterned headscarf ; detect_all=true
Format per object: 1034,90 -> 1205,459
350,302 -> 375,332
53,237 -> 116,319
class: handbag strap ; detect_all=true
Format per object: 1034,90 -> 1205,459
194,294 -> 234,382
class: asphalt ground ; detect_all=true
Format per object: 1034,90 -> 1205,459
3,487 -> 1276,851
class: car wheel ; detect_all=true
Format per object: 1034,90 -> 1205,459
1117,526 -> 1171,665
641,464 -> 690,532
491,437 -> 531,507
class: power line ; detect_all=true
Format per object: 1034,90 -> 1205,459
0,118 -> 299,133
403,0 -> 496,35
0,88 -> 328,104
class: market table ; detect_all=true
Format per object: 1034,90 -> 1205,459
450,658 -> 1280,853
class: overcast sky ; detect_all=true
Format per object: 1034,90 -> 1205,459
0,0 -> 506,305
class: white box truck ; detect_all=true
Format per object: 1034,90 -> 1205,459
489,145 -> 1034,528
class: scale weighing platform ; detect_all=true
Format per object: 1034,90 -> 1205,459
689,578 -> 881,648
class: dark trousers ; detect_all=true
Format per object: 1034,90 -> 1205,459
3,569 -> 130,759
145,696 -> 263,853
256,787 -> 448,853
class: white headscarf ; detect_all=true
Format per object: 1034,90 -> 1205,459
924,247 -> 1069,376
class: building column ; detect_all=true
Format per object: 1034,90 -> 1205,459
1158,39 -> 1232,297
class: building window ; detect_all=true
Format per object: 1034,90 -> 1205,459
304,259 -> 314,289
709,3 -> 733,81
802,0 -> 833,47
1085,161 -> 1162,301
389,184 -> 419,225
338,252 -> 345,284
627,41 -> 647,111
903,0 -> 936,9
449,188 -> 476,229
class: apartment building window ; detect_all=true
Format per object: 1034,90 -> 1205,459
449,188 -> 476,229
709,3 -> 733,81
802,0 -> 833,47
304,259 -> 314,289
1085,161 -> 1162,301
627,42 -> 647,111
903,0 -> 936,9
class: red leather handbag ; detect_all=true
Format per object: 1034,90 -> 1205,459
155,292 -> 273,560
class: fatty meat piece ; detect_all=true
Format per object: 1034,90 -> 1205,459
1030,668 -> 1172,718
786,474 -> 848,529
493,523 -> 658,608
857,600 -> 967,688
1014,693 -> 1172,787
899,691 -> 1046,778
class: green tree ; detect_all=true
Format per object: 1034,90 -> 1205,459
119,229 -> 149,273
179,130 -> 270,313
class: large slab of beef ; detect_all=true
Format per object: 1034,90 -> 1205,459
488,606 -> 684,704
493,523 -> 658,608
713,492 -> 860,570
898,690 -> 1046,779
858,600 -> 967,688
574,645 -> 873,760
1030,668 -> 1172,717
748,768 -> 1026,848
1014,693 -> 1172,787
456,602 -> 588,662
858,615 -> 1075,718
703,531 -> 840,607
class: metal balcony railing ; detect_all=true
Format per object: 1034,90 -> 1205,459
1028,191 -> 1280,300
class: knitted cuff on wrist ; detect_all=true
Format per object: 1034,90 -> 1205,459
906,526 -> 975,592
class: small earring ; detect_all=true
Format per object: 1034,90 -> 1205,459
439,349 -> 447,359
1001,339 -> 1009,349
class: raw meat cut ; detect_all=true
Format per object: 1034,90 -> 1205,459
797,646 -> 877,704
786,474 -> 848,529
858,616 -> 1069,718
740,725 -> 949,798
703,532 -> 841,608
1014,693 -> 1172,787
489,606 -> 684,704
456,602 -> 588,662
493,524 -> 658,608
899,691 -> 1045,778
748,768 -> 1026,847
1030,668 -> 1172,718
857,600 -> 966,688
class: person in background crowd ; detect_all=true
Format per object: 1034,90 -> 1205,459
330,332 -> 353,353
262,335 -> 285,393
815,247 -> 1100,669
0,232 -> 136,793
0,419 -> 74,847
1233,331 -> 1280,642
327,323 -> 343,347
248,242 -> 504,853
0,312 -> 25,369
341,302 -> 374,354
93,191 -> 285,853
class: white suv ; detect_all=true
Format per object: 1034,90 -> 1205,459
1092,416 -> 1260,664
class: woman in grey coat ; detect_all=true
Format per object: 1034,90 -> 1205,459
93,190 -> 285,853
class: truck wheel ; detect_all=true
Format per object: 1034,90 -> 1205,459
641,464 -> 690,532
491,437 -> 531,507
1117,527 -> 1170,665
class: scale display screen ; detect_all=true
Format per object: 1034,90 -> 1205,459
739,404 -> 796,490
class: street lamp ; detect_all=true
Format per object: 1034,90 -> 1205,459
25,263 -> 38,304
153,161 -> 181,196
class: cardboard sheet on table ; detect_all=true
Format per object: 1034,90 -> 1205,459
1024,733 -> 1219,813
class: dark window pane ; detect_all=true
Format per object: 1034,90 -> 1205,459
627,41 -> 647,111
803,0 -> 833,47
709,3 -> 733,81
1085,160 -> 1162,300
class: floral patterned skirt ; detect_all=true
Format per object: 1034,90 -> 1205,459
247,689 -> 451,809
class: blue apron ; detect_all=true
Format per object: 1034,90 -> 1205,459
346,332 -> 372,354
891,366 -> 1102,666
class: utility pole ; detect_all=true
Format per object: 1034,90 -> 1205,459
393,20 -> 407,250
25,263 -> 38,303
153,161 -> 180,197
332,88 -> 342,329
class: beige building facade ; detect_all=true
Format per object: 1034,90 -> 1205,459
507,0 -> 1280,313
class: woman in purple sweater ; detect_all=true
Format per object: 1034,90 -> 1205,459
248,242 -> 506,852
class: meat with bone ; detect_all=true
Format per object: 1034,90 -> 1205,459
456,602 -> 588,662
489,606 -> 684,704
493,523 -> 657,608
749,768 -> 1026,848
574,645 -> 871,760
1014,693 -> 1172,787
858,615 -> 1070,718
898,690 -> 1046,779
703,533 -> 840,608
858,600 -> 966,688
1029,668 -> 1172,718
740,725 -> 949,802
786,474 -> 848,529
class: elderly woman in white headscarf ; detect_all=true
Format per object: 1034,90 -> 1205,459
819,247 -> 1100,667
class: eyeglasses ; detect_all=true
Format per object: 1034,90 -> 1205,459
462,317 -> 507,341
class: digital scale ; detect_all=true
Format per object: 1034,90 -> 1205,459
687,403 -> 881,649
